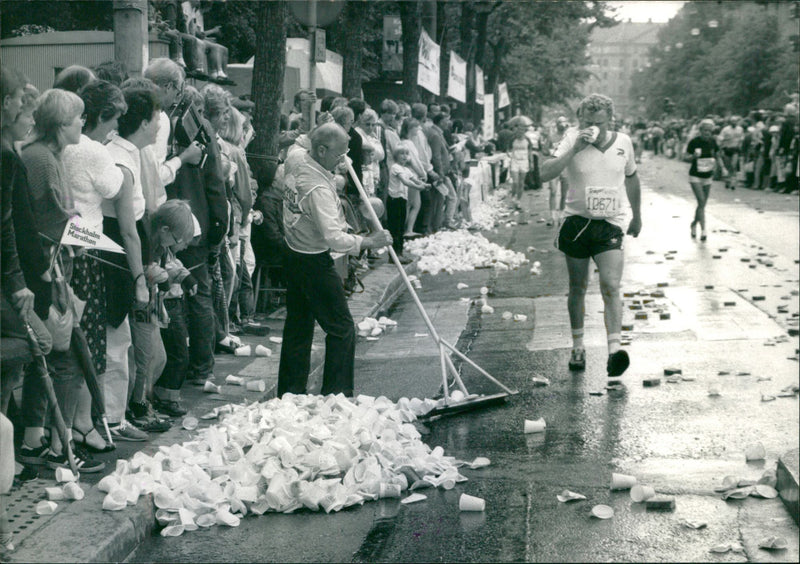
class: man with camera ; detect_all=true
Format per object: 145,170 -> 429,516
145,58 -> 229,395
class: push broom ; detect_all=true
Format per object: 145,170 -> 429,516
344,160 -> 517,419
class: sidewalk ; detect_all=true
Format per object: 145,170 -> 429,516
1,254 -> 417,564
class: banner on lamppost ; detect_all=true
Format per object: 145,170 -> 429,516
483,94 -> 495,140
382,15 -> 403,72
475,65 -> 485,105
497,82 -> 510,108
417,29 -> 440,96
447,51 -> 466,103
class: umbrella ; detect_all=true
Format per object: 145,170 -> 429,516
24,323 -> 80,476
508,115 -> 533,128
70,327 -> 113,446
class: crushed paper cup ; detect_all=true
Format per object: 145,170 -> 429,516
590,504 -> 614,519
758,469 -> 777,488
182,416 -> 199,431
102,488 -> 128,511
225,374 -> 244,386
610,473 -> 637,490
758,536 -> 788,550
531,376 -> 550,387
45,486 -> 66,501
401,493 -> 427,504
234,345 -> 252,357
513,314 -> 527,322
161,525 -> 185,537
196,513 -> 217,528
557,490 -> 587,503
55,467 -> 77,483
481,304 -> 494,314
745,443 -> 766,461
216,509 -> 241,527
501,311 -> 513,320
449,390 -> 466,403
63,482 -> 85,501
630,485 -> 655,502
523,418 -> 546,434
246,380 -> 266,392
681,519 -> 707,529
379,483 -> 402,499
203,381 -> 222,394
722,487 -> 753,500
456,283 -> 469,290
36,500 -> 58,515
98,475 -> 120,493
469,457 -> 491,469
751,484 -> 778,499
269,336 -> 283,344
709,543 -> 744,554
480,287 -> 489,295
459,493 -> 485,512
255,344 -> 272,357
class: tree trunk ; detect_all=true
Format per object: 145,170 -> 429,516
251,0 -> 285,161
473,7 -> 490,123
341,1 -> 364,98
399,1 -> 422,103
438,0 -> 448,104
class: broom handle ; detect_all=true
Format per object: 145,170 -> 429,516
344,160 -> 444,344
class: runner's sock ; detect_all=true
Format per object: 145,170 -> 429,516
608,333 -> 621,354
572,329 -> 584,351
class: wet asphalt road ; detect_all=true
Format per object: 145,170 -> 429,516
128,153 -> 799,563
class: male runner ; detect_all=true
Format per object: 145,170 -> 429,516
540,94 -> 642,379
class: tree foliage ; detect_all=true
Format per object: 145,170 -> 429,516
630,2 -> 798,119
0,0 -> 113,38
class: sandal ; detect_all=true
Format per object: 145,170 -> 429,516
73,427 -> 115,453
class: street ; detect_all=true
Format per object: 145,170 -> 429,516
126,152 -> 800,563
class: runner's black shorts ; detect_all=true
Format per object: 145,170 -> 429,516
722,147 -> 739,157
555,215 -> 624,259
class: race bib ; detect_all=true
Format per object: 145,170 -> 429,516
696,157 -> 715,173
585,185 -> 620,218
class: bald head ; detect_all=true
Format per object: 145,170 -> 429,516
310,122 -> 350,171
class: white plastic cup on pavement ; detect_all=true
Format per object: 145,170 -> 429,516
225,374 -> 244,386
45,486 -> 65,501
459,493 -> 486,512
611,472 -> 637,490
379,483 -> 402,499
255,344 -> 272,357
523,418 -> 546,434
35,500 -> 58,515
246,380 -> 266,393
182,416 -> 198,431
55,467 -> 77,483
630,484 -> 655,502
203,380 -> 221,394
63,481 -> 85,501
234,345 -> 252,357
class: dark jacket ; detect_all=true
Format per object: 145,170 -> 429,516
345,126 -> 363,197
425,124 -> 451,177
164,117 -> 229,250
1,146 -> 27,298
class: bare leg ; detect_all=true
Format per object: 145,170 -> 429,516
593,249 -> 625,351
689,180 -> 709,231
405,189 -> 421,235
565,256 -> 591,339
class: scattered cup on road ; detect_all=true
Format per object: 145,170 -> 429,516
459,493 -> 486,511
524,418 -> 546,434
610,472 -> 637,490
630,485 -> 655,502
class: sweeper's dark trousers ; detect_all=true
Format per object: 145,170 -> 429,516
278,249 -> 355,397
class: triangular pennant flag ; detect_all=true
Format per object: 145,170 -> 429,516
60,216 -> 125,254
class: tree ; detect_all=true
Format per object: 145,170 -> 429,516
251,0 -> 286,161
341,1 -> 366,98
398,1 -> 422,103
0,0 -> 113,38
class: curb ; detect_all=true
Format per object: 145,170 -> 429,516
6,259 -> 416,564
777,448 -> 799,526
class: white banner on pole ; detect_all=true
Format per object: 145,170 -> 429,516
483,93 -> 495,140
417,29 -> 440,96
475,65 -> 484,105
447,51 -> 466,103
497,82 -> 510,109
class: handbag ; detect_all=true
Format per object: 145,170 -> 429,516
523,152 -> 542,191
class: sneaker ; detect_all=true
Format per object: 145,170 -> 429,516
108,419 -> 148,442
46,444 -> 106,473
607,349 -> 631,377
18,440 -> 50,465
153,397 -> 188,417
241,321 -> 270,337
130,400 -> 172,433
568,348 -> 586,371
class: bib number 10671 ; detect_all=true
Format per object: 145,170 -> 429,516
585,186 -> 618,218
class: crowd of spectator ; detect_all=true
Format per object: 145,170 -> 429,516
0,59 -> 500,492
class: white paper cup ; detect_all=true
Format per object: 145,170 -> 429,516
523,418 -> 546,434
255,344 -> 272,357
63,482 -> 85,501
45,486 -> 66,501
246,380 -> 266,392
587,126 -> 600,143
379,483 -> 401,499
36,500 -> 58,515
630,484 -> 655,502
203,380 -> 221,393
459,493 -> 485,512
611,472 -> 637,490
234,344 -> 252,357
225,374 -> 244,385
182,416 -> 198,430
55,467 -> 77,483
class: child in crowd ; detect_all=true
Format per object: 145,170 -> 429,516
150,200 -> 198,416
386,146 -> 426,263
